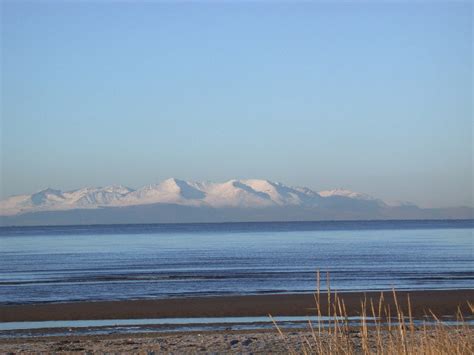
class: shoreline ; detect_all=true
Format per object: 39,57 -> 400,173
2,289 -> 473,323
1,218 -> 472,231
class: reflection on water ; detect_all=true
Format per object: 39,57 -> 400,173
0,220 -> 472,304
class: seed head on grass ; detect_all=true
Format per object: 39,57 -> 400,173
270,271 -> 473,354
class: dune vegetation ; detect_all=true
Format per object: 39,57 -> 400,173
271,272 -> 473,354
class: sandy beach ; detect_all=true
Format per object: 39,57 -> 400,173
1,324 -> 473,354
1,289 -> 473,353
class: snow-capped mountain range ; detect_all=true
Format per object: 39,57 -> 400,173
0,178 -> 471,225
0,178 -> 384,215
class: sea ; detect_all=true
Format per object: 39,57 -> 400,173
0,220 -> 473,305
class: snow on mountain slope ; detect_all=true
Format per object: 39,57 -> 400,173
123,178 -> 205,206
30,188 -> 65,206
0,179 -> 395,216
201,180 -> 274,207
0,188 -> 67,216
0,185 -> 133,215
318,188 -> 387,207
62,185 -> 134,207
317,188 -> 374,200
0,194 -> 40,215
241,179 -> 322,206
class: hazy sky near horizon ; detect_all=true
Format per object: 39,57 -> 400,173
1,1 -> 472,208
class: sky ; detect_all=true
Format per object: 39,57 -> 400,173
1,0 -> 472,208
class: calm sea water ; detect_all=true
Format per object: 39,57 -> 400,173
0,220 -> 472,305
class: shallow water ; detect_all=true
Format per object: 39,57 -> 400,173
1,315 -> 473,338
0,220 -> 472,304
0,315 -> 369,331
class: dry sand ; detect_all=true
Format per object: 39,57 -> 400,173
1,328 -> 473,354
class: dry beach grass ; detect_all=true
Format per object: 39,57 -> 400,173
270,272 -> 474,354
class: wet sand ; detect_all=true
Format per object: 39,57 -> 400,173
1,289 -> 473,322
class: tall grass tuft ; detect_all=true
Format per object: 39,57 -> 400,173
270,271 -> 473,354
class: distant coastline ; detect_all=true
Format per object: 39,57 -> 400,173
1,204 -> 472,227
0,216 -> 474,229
0,218 -> 473,231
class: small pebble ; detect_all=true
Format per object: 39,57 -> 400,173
242,338 -> 253,346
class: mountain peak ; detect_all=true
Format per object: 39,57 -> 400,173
0,179 -> 405,217
162,177 -> 184,185
103,184 -> 134,193
30,188 -> 64,206
34,187 -> 62,195
1,179 -> 470,224
318,188 -> 374,200
162,178 -> 205,200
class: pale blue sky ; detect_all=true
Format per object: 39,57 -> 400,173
1,1 -> 472,207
